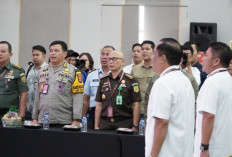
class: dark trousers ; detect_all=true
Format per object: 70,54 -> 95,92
99,117 -> 133,130
87,107 -> 95,129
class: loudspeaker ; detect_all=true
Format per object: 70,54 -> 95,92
190,22 -> 217,52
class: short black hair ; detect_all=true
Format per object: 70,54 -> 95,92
184,41 -> 199,52
182,44 -> 194,55
132,43 -> 141,50
157,38 -> 182,65
209,42 -> 232,68
49,40 -> 67,52
32,45 -> 46,54
102,45 -> 115,51
141,40 -> 155,50
0,41 -> 12,52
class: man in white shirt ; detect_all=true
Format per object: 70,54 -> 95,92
123,43 -> 143,73
193,42 -> 232,157
146,38 -> 195,157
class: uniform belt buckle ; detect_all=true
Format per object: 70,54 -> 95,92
110,118 -> 115,123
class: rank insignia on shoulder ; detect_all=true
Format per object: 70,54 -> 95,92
132,83 -> 139,93
20,73 -> 25,76
13,64 -> 22,70
62,68 -> 70,74
125,73 -> 133,79
100,75 -> 109,79
21,75 -> 26,83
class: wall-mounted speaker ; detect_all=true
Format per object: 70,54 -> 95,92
190,22 -> 217,52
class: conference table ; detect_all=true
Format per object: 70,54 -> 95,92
0,126 -> 145,157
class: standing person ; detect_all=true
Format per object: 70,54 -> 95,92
123,43 -> 143,73
82,46 -> 114,128
95,50 -> 141,130
65,49 -> 79,66
181,44 -> 201,86
32,41 -> 83,126
131,40 -> 156,118
193,42 -> 232,157
79,52 -> 94,74
184,41 -> 207,88
146,38 -> 195,157
25,45 -> 48,119
0,41 -> 28,119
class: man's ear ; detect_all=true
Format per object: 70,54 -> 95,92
9,52 -> 13,57
213,57 -> 221,67
160,54 -> 166,63
64,51 -> 67,58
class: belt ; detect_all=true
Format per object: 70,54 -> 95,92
89,107 -> 96,111
101,116 -> 132,123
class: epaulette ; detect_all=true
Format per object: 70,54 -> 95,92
100,74 -> 109,79
68,64 -> 77,70
13,64 -> 22,70
125,73 -> 133,79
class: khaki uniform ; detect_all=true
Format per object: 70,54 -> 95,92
32,62 -> 83,124
131,63 -> 155,115
95,70 -> 141,129
0,61 -> 28,117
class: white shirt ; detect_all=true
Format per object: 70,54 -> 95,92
123,63 -> 134,74
183,66 -> 201,86
145,65 -> 195,157
193,68 -> 232,157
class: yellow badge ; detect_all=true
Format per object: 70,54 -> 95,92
102,94 -> 106,100
132,83 -> 139,93
20,73 -> 25,76
21,76 -> 26,83
62,68 -> 70,74
72,71 -> 84,93
8,70 -> 14,75
121,80 -> 125,84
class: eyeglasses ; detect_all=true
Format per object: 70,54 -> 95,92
107,57 -> 123,62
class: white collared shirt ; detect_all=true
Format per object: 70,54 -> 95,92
194,68 -> 232,157
145,65 -> 195,157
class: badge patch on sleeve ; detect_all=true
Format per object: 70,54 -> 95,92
132,83 -> 139,93
72,71 -> 84,93
21,75 -> 26,83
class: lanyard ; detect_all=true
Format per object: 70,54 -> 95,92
0,69 -> 7,78
108,72 -> 124,96
207,69 -> 227,78
162,68 -> 180,76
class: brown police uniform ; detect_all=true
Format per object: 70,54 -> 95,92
95,70 -> 141,130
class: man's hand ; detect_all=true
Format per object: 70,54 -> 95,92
71,120 -> 80,126
200,150 -> 209,157
32,119 -> 38,124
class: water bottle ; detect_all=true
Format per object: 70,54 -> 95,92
43,113 -> 49,130
81,115 -> 87,132
139,118 -> 145,135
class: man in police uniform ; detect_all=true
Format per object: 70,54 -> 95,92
95,50 -> 141,131
82,45 -> 114,129
0,41 -> 28,119
32,41 -> 83,126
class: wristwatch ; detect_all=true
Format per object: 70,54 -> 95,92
200,143 -> 209,152
132,124 -> 138,129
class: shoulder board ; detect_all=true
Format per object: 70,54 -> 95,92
125,73 -> 133,79
100,74 -> 109,79
13,64 -> 22,70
